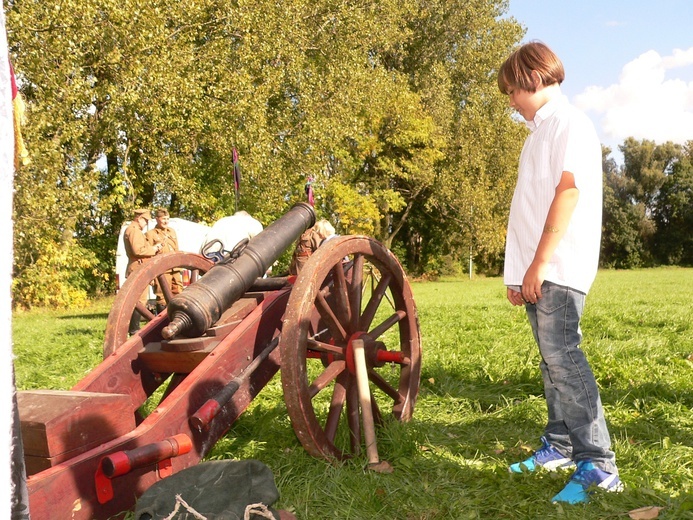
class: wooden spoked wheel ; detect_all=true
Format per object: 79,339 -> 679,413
281,235 -> 421,461
103,252 -> 213,357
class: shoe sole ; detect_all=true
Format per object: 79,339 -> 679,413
508,459 -> 575,474
599,475 -> 624,492
543,459 -> 576,472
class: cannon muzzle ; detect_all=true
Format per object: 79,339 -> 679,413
162,203 -> 315,339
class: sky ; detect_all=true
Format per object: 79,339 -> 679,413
505,0 -> 693,163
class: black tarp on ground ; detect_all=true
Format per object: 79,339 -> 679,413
134,459 -> 281,520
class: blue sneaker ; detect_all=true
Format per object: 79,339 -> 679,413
552,461 -> 624,504
509,437 -> 575,473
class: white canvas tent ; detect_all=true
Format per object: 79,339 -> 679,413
115,212 -> 264,290
115,218 -> 211,290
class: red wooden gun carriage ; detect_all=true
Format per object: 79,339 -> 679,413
18,203 -> 422,519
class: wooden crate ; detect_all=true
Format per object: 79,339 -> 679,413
18,390 -> 135,475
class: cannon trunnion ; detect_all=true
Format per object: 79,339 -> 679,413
19,204 -> 422,519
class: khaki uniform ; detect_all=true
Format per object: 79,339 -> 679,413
123,219 -> 158,313
146,225 -> 183,304
124,220 -> 158,276
289,228 -> 323,275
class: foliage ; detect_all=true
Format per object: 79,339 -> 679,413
12,268 -> 693,519
601,141 -> 693,269
600,146 -> 651,269
8,0 -> 691,308
7,0 -> 525,307
601,179 -> 649,269
652,143 -> 693,265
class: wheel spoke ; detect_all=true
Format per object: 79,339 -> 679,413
309,360 -> 346,399
307,338 -> 345,356
371,393 -> 384,427
331,263 -> 351,332
369,309 -> 406,340
156,273 -> 174,303
349,254 -> 365,332
368,368 -> 404,404
134,301 -> 155,321
315,291 -> 347,343
346,375 -> 361,455
360,271 -> 392,331
324,373 -> 348,443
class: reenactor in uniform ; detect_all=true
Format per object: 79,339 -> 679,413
289,219 -> 335,275
146,208 -> 183,313
123,209 -> 163,334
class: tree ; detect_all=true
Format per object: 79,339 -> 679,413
371,0 -> 526,273
652,141 -> 693,265
614,138 -> 688,267
620,137 -> 682,214
7,0 -> 525,306
600,145 -> 658,268
601,140 -> 693,269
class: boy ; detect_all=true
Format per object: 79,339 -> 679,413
498,41 -> 622,504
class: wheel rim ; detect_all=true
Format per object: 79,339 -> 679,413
281,236 -> 421,461
103,252 -> 213,357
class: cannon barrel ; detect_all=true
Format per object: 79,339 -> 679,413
162,202 -> 315,339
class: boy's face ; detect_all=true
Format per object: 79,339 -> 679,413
156,215 -> 169,228
507,87 -> 543,122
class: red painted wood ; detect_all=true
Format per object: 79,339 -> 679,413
26,290 -> 290,520
18,391 -> 135,474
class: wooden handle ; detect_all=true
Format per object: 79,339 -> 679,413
352,338 -> 379,464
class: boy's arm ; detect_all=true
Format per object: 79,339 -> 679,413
521,170 -> 579,304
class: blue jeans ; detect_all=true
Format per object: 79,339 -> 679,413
525,281 -> 618,474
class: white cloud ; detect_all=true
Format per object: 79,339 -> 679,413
574,47 -> 693,145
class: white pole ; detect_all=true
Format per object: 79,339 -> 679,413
469,205 -> 473,280
469,243 -> 472,280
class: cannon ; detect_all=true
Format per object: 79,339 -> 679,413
18,203 -> 422,519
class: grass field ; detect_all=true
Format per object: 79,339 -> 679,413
12,267 -> 693,519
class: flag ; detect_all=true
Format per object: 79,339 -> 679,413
232,147 -> 241,193
305,177 -> 314,206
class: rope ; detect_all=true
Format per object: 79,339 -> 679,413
244,503 -> 277,520
160,495 -> 277,520
162,494 -> 208,520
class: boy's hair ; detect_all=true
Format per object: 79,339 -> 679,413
154,208 -> 169,218
498,41 -> 565,95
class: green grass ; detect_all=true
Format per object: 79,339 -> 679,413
12,267 -> 693,519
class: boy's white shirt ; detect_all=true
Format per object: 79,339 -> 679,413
504,92 -> 603,295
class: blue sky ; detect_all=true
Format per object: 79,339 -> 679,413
505,0 -> 693,162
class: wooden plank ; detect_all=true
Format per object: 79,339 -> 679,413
161,335 -> 220,352
24,455 -> 52,476
24,435 -> 119,476
138,341 -> 219,373
18,390 -> 135,461
214,295 -> 263,326
203,319 -> 242,338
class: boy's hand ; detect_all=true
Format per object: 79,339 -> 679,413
522,260 -> 547,304
507,288 -> 525,306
